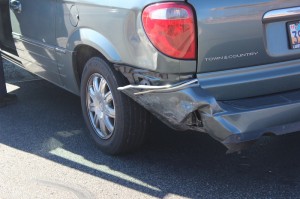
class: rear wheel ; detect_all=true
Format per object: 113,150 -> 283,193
80,56 -> 150,155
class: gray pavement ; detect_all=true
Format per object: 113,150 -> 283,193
1,62 -> 300,198
3,60 -> 39,83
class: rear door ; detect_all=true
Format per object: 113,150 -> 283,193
9,0 -> 61,85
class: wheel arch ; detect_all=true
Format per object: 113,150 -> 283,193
68,28 -> 121,62
68,28 -> 122,89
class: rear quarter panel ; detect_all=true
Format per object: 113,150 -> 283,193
56,0 -> 196,75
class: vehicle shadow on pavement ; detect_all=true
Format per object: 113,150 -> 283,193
1,80 -> 300,198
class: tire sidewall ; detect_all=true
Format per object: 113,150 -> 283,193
80,57 -> 127,153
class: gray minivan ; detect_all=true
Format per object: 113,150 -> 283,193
1,0 -> 300,154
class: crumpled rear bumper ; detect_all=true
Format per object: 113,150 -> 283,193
119,80 -> 300,152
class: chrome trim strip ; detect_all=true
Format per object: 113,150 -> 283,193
1,51 -> 23,67
118,79 -> 199,95
12,32 -> 70,55
263,7 -> 300,23
55,47 -> 66,54
12,32 -> 56,51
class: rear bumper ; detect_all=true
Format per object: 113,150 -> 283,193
119,80 -> 300,152
206,90 -> 300,152
197,59 -> 300,100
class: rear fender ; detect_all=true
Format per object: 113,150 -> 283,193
67,28 -> 121,63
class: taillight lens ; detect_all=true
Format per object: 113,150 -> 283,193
142,2 -> 196,60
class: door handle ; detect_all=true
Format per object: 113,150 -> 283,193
10,0 -> 22,13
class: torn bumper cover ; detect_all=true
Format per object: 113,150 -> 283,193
118,79 -> 300,152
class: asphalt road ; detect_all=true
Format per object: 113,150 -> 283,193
1,63 -> 300,198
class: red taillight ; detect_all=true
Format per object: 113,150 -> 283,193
142,2 -> 196,60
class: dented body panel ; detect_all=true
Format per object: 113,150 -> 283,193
120,79 -> 300,152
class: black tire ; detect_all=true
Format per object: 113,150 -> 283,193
80,56 -> 150,155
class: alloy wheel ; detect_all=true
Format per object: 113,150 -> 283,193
86,73 -> 116,140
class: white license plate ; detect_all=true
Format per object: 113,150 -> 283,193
287,21 -> 300,49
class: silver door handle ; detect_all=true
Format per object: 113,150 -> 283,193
10,0 -> 22,13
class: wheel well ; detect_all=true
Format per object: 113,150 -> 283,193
74,45 -> 104,86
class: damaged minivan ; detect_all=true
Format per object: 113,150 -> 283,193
1,0 -> 300,154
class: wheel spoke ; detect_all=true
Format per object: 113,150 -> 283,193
99,116 -> 109,137
105,106 -> 115,118
104,115 -> 114,133
88,102 -> 96,112
104,91 -> 113,103
88,86 -> 96,101
100,78 -> 107,97
93,76 -> 100,92
104,91 -> 115,118
93,113 -> 100,128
